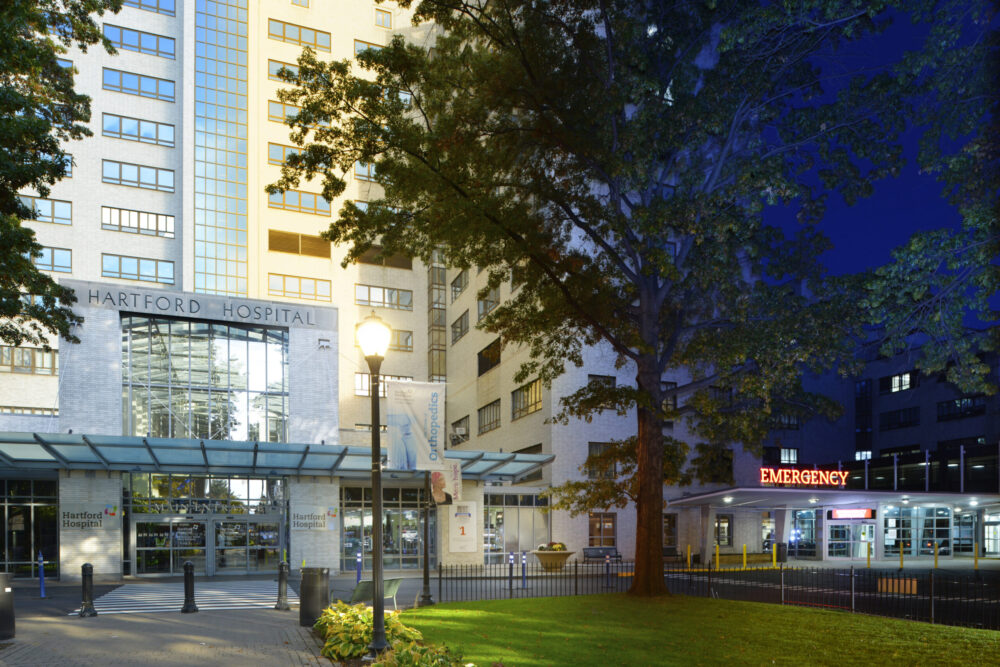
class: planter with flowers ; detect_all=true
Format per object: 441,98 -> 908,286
531,542 -> 575,571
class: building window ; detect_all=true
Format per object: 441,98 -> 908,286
714,515 -> 733,547
879,371 -> 917,394
102,160 -> 174,192
354,284 -> 413,310
477,338 -> 501,376
375,8 -> 392,28
123,0 -> 176,16
102,254 -> 174,284
879,407 -> 920,431
267,189 -> 331,215
772,414 -> 800,430
291,0 -> 309,6
103,24 -> 175,58
267,19 -> 331,51
477,399 -> 501,434
103,113 -> 175,147
33,247 -> 71,273
356,246 -> 413,270
102,67 -> 175,101
61,155 -> 73,177
779,448 -> 798,464
267,143 -> 300,166
267,59 -> 299,81
663,513 -> 678,549
268,100 -> 306,124
0,406 -> 58,415
267,273 -> 332,302
451,311 -> 469,343
0,347 -> 58,375
587,442 -> 615,480
588,374 -> 616,389
511,379 -> 542,420
514,444 -> 543,482
354,373 -> 413,397
102,206 -> 175,238
268,230 -> 331,259
477,286 -> 499,322
57,57 -> 73,68
938,436 -> 986,450
937,397 -> 986,421
450,416 -> 469,445
354,39 -> 383,55
588,512 -> 616,547
355,161 -> 377,181
855,450 -> 872,461
450,270 -> 468,301
18,196 -> 71,225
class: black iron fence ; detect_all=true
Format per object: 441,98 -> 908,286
438,560 -> 1000,631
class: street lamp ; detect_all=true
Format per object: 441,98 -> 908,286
358,312 -> 391,660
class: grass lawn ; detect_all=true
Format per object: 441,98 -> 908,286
400,594 -> 1000,666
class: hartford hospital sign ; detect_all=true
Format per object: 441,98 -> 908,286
64,279 -> 336,329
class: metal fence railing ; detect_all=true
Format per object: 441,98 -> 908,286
438,558 -> 1000,631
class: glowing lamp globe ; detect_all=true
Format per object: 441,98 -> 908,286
357,313 -> 391,358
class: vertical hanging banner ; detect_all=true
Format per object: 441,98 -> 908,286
429,462 -> 463,505
385,380 -> 445,471
449,501 -> 477,552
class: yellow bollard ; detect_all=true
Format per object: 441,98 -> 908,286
686,544 -> 691,569
715,544 -> 720,571
772,544 -> 777,568
742,544 -> 747,569
899,544 -> 904,570
934,541 -> 939,569
867,541 -> 871,569
975,542 -> 979,570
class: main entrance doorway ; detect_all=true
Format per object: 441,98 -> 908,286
133,514 -> 283,576
827,522 -> 875,560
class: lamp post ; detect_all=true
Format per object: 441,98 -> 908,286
358,312 -> 391,660
417,471 -> 434,606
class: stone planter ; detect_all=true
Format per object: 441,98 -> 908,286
532,550 -> 575,571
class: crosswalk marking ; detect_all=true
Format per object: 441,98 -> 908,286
69,580 -> 299,615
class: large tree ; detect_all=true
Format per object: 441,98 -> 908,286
270,0 -> 991,595
0,0 -> 121,347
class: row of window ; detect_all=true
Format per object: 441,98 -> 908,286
0,347 -> 58,376
878,396 -> 989,431
354,373 -> 414,397
0,406 -> 58,416
451,379 -> 545,439
104,24 -> 175,59
31,247 -> 175,285
21,199 -> 175,238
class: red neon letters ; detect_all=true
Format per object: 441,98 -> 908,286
759,467 -> 848,487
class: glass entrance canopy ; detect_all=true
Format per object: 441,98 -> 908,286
0,432 -> 552,482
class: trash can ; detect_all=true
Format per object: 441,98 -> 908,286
776,543 -> 788,563
299,567 -> 330,628
0,572 -> 14,640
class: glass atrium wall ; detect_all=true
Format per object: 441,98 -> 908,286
340,486 -> 436,571
122,316 -> 289,441
483,493 -> 550,564
1,479 -> 58,578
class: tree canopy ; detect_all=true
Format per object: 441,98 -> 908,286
270,0 -> 994,595
0,0 -> 121,347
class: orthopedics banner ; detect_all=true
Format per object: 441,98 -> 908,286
385,380 -> 445,471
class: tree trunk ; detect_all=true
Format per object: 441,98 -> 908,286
628,355 -> 668,596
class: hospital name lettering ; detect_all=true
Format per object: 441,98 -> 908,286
759,468 -> 849,487
291,512 -> 324,529
88,289 -> 316,325
62,511 -> 104,529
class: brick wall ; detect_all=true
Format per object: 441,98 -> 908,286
59,469 -> 123,581
288,477 -> 340,572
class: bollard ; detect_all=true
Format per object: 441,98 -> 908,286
975,542 -> 979,570
929,570 -> 935,624
715,544 -> 719,571
181,561 -> 198,613
356,551 -> 362,584
850,565 -> 855,613
38,551 -> 46,599
742,544 -> 746,570
779,564 -> 785,605
771,544 -> 776,569
79,563 -> 97,617
934,541 -> 939,569
507,552 -> 514,595
867,541 -> 871,569
899,543 -> 904,570
275,561 -> 290,611
686,544 -> 691,570
521,551 -> 527,589
0,572 -> 15,640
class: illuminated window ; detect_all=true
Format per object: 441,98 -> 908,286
267,189 -> 331,215
375,9 -> 392,28
354,373 -> 412,397
937,396 -> 986,421
354,284 -> 413,310
102,160 -> 174,192
102,253 -> 174,284
855,450 -> 872,461
780,448 -> 798,464
879,371 -> 917,394
103,113 -> 175,147
477,399 -> 501,434
511,379 -> 542,420
18,196 -> 71,225
103,24 -> 175,58
102,206 -> 175,238
102,67 -> 175,101
267,273 -> 332,302
588,512 -> 616,547
714,515 -> 733,547
33,247 -> 71,273
268,19 -> 331,51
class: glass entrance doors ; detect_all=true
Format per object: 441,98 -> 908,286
133,515 -> 282,576
828,522 -> 875,559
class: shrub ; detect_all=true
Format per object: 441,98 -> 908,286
314,602 -> 422,662
378,639 -> 469,667
535,541 -> 567,551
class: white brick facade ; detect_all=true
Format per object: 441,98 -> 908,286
59,470 -> 123,582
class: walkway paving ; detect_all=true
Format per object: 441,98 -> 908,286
67,579 -> 301,615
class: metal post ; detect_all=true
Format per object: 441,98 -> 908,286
742,544 -> 746,570
604,554 -> 611,588
37,551 -> 45,599
574,560 -> 579,596
181,561 -> 198,613
686,544 -> 691,569
79,563 -> 97,617
366,355 -> 388,659
934,541 -> 939,569
925,449 -> 930,492
437,562 -> 442,603
418,471 -> 434,606
779,564 -> 784,605
850,565 -> 855,613
975,542 -> 979,570
960,446 -> 965,493
356,551 -> 362,584
275,561 -> 290,611
893,453 -> 898,491
864,458 -> 869,489
521,551 -> 527,589
929,570 -> 935,624
508,552 -> 514,596
899,542 -> 904,570
867,541 -> 871,569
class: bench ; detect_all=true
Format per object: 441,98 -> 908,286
662,546 -> 684,564
349,578 -> 403,610
582,547 -> 622,563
